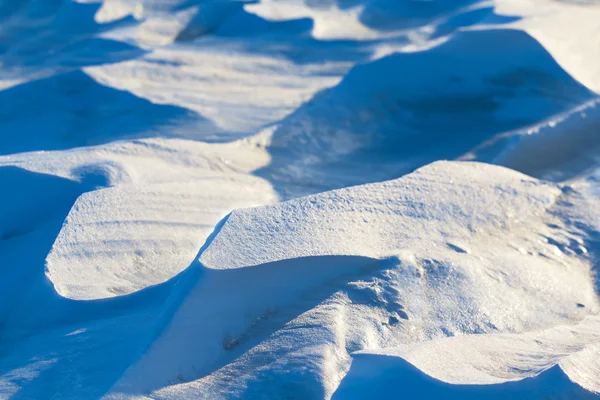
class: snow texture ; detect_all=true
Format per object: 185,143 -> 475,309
1,0 -> 600,399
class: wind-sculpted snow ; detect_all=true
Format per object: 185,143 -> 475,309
495,0 -> 600,93
0,0 -> 140,88
2,0 -> 600,398
0,167 -> 88,327
258,28 -> 595,196
203,161 -> 562,269
7,135 -> 275,300
0,71 -> 215,155
335,317 -> 600,399
106,162 -> 600,399
467,97 -> 600,181
47,175 -> 278,300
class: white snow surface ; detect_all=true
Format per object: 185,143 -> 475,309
1,0 -> 600,398
106,161 -> 600,399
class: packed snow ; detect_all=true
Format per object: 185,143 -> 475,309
1,0 -> 599,399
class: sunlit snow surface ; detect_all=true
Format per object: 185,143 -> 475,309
0,0 -> 599,399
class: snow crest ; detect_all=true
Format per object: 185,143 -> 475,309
108,162 -> 600,399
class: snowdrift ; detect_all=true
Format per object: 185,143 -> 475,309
47,175 -> 277,300
335,322 -> 600,399
2,0 -> 600,398
259,28 -> 596,196
0,0 -> 139,87
468,98 -> 600,181
0,71 -> 213,155
107,161 -> 600,399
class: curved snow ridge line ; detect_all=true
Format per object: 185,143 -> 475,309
466,97 -> 600,180
337,315 -> 600,398
256,27 -> 595,196
45,172 -> 278,300
199,161 -> 561,270
495,0 -> 600,93
105,161 -> 600,398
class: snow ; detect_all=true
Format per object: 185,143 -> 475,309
47,173 -> 277,300
467,97 -> 600,181
256,26 -> 596,197
495,0 -> 600,93
1,0 -> 600,398
106,161 -> 600,399
335,326 -> 600,399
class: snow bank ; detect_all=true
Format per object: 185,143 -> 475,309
47,175 -> 277,300
259,28 -> 595,196
2,0 -> 600,398
335,316 -> 600,399
470,98 -> 600,181
108,161 -> 600,399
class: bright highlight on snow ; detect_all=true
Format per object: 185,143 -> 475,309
0,0 -> 599,399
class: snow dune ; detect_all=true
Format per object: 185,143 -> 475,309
335,317 -> 600,399
47,174 -> 278,300
468,97 -> 600,181
258,27 -> 596,196
1,0 -> 600,398
0,71 -> 213,155
0,0 -> 139,88
107,162 -> 600,399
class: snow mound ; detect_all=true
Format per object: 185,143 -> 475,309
335,316 -> 600,399
467,97 -> 600,182
258,28 -> 595,196
496,0 -> 600,93
36,134 -> 278,300
203,161 -> 561,269
107,161 -> 600,399
47,175 -> 277,300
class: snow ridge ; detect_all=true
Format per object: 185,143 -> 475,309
107,162 -> 600,399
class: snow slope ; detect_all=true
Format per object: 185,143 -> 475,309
106,161 -> 600,399
335,317 -> 600,399
1,0 -> 600,399
257,27 -> 596,196
47,171 -> 277,299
